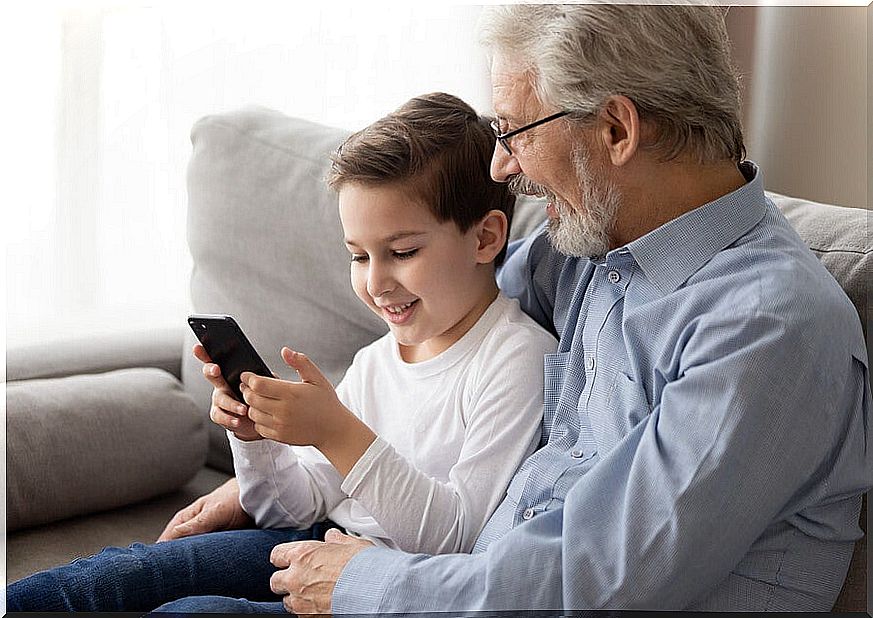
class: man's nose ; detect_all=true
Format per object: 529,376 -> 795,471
490,142 -> 522,183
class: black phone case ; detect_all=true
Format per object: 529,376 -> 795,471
187,314 -> 273,402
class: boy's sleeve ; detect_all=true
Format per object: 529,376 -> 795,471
230,373 -> 357,529
231,437 -> 344,529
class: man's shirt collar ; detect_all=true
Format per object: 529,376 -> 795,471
621,161 -> 766,296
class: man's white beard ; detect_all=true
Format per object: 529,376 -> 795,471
508,151 -> 620,259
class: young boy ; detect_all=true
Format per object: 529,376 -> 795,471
6,93 -> 555,612
198,92 -> 556,554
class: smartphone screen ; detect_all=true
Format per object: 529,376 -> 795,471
188,314 -> 273,402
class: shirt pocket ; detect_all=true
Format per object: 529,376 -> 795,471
589,371 -> 652,453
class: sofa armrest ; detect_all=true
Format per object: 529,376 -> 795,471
6,327 -> 185,383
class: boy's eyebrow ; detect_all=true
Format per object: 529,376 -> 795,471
344,231 -> 428,247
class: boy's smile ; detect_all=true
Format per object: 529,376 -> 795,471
338,182 -> 499,363
380,300 -> 418,324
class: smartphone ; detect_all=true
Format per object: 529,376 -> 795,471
187,314 -> 273,402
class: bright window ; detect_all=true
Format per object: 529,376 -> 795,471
6,3 -> 490,347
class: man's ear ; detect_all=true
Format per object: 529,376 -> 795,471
474,210 -> 509,264
596,95 -> 640,167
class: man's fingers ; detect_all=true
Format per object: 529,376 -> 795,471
324,528 -> 367,546
157,515 -> 184,542
287,595 -> 318,615
270,539 -> 317,567
269,533 -> 367,565
173,507 -> 214,538
157,504 -> 199,541
269,537 -> 365,615
270,569 -> 287,595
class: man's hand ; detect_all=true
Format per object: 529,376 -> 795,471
156,477 -> 252,542
269,528 -> 373,614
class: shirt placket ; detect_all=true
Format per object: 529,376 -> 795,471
576,255 -> 634,463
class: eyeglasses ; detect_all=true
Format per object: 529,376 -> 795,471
490,110 -> 569,156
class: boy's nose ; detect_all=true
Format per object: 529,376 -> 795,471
367,266 -> 395,298
490,142 -> 522,183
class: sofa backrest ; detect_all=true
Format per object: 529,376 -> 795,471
183,108 -> 384,470
183,107 -> 871,476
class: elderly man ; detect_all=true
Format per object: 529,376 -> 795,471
261,5 -> 870,613
10,5 -> 869,614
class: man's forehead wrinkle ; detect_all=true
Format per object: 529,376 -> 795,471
492,67 -> 542,123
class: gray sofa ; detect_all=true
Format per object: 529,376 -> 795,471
6,107 -> 869,612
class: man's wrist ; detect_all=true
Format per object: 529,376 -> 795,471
332,545 -> 396,614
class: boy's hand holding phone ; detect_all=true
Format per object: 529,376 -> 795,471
241,347 -> 377,476
187,311 -> 375,475
193,344 -> 261,442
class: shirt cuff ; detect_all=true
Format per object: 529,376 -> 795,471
332,545 -> 399,614
226,431 -> 277,465
340,434 -> 391,496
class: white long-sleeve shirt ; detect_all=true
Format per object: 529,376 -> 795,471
231,292 -> 557,554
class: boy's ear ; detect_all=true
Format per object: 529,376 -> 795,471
475,210 -> 508,264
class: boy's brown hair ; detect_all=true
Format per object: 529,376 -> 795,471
327,92 -> 516,266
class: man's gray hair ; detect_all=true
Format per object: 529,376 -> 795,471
479,4 -> 745,164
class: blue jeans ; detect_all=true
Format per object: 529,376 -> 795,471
6,522 -> 338,612
152,595 -> 286,613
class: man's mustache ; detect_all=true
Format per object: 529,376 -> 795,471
507,174 -> 550,200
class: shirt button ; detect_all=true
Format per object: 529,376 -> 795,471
585,355 -> 595,370
522,507 -> 535,520
571,448 -> 584,458
608,270 -> 621,284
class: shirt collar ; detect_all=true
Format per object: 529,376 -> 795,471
622,161 -> 766,296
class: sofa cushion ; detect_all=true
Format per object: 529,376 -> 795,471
6,368 -> 208,531
183,108 -> 388,471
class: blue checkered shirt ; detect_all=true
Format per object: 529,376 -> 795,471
333,162 -> 870,612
